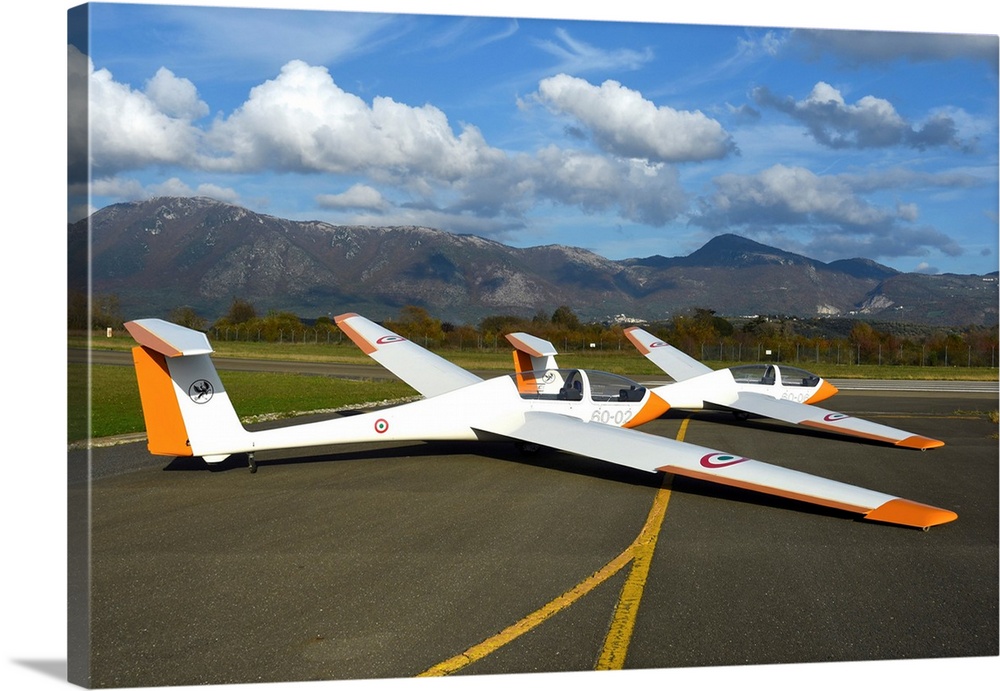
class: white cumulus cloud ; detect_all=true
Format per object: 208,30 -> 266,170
317,184 -> 389,211
202,60 -> 506,183
529,146 -> 686,225
83,55 -> 697,232
702,164 -> 888,227
535,74 -> 736,163
88,62 -> 204,175
753,81 -> 968,150
693,164 -> 964,260
144,67 -> 210,121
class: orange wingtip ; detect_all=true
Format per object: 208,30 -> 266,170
334,314 -> 376,354
864,498 -> 957,529
622,327 -> 649,354
895,435 -> 946,450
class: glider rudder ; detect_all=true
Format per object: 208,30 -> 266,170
125,319 -> 249,462
130,344 -> 192,456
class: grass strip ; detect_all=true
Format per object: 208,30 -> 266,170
70,364 -> 416,443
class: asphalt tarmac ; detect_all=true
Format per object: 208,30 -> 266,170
69,389 -> 998,688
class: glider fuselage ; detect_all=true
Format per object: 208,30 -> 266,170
652,363 -> 838,410
185,368 -> 666,458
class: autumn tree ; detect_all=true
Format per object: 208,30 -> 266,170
480,314 -> 531,336
169,306 -> 206,330
224,297 -> 257,324
551,305 -> 581,330
387,305 -> 445,345
91,294 -> 123,330
257,310 -> 305,341
444,323 -> 479,349
849,321 -> 881,363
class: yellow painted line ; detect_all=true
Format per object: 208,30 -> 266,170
417,417 -> 691,677
594,474 -> 672,669
595,418 -> 687,670
417,547 -> 635,677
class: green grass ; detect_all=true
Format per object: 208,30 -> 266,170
70,363 -> 417,443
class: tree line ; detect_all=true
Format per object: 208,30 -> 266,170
75,294 -> 999,368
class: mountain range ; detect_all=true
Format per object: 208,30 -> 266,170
68,197 -> 998,326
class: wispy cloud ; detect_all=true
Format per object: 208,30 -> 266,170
425,16 -> 520,52
532,27 -> 654,74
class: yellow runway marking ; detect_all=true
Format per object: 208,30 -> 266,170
595,473 -> 674,669
596,417 -> 686,669
417,546 -> 635,676
418,418 -> 689,677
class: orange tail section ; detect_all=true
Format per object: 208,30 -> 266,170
125,319 -> 250,462
131,346 -> 192,456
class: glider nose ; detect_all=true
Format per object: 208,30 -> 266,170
623,390 -> 671,428
805,379 -> 839,405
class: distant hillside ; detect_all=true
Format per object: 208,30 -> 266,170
68,197 -> 998,326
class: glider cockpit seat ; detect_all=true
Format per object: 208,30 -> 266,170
761,365 -> 776,385
558,377 -> 583,401
618,385 -> 646,402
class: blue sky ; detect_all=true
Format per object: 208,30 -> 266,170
68,1 -> 999,275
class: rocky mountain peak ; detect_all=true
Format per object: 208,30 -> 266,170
69,197 -> 997,326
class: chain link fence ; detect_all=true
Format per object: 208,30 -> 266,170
86,325 -> 999,370
691,341 -> 997,368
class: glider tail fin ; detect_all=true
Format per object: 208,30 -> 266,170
505,332 -> 560,395
125,319 -> 250,463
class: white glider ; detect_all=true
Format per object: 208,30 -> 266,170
623,327 -> 944,451
123,314 -> 956,529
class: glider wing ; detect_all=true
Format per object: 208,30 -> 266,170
335,313 -> 482,397
624,327 -> 713,381
715,392 -> 945,450
478,411 -> 955,529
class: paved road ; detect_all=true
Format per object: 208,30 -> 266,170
828,378 -> 999,392
72,347 -> 500,381
71,347 -> 1000,392
69,389 -> 998,688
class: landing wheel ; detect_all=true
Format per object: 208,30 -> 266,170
248,453 -> 257,473
732,411 -> 750,421
517,442 -> 541,455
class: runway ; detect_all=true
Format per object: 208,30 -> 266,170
73,347 -> 1000,392
69,387 -> 998,688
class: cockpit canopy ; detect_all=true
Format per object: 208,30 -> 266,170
509,368 -> 647,402
728,364 -> 821,388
